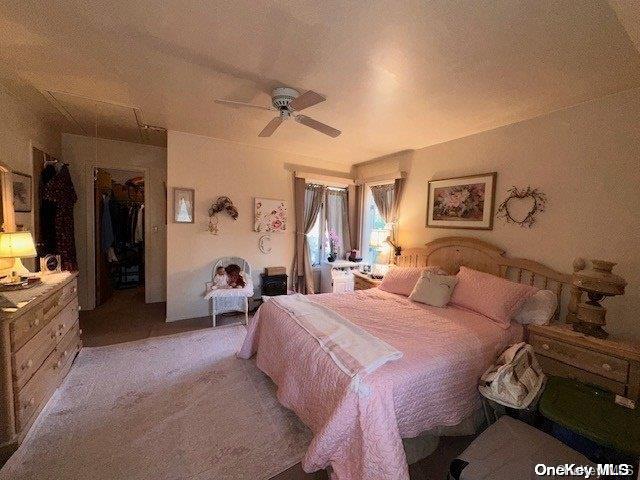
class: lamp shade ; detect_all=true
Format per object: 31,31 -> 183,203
369,229 -> 390,248
0,232 -> 37,259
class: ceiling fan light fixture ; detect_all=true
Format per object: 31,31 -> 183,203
215,86 -> 340,138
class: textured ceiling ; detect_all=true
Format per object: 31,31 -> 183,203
1,0 -> 639,165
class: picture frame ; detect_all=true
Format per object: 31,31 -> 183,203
173,187 -> 195,223
254,198 -> 287,233
426,172 -> 497,230
11,171 -> 32,213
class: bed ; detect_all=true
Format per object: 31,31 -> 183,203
239,237 -> 570,480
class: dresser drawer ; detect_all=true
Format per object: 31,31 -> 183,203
537,355 -> 626,395
53,322 -> 81,375
55,323 -> 81,383
12,298 -> 79,389
12,321 -> 58,390
52,297 -> 79,344
10,279 -> 78,352
15,348 -> 60,431
14,322 -> 80,432
531,334 -> 629,383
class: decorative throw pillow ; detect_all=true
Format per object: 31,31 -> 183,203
450,266 -> 538,327
379,265 -> 445,297
409,272 -> 458,307
513,290 -> 557,325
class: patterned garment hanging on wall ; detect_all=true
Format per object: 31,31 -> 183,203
42,165 -> 78,271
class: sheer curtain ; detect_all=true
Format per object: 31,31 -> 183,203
370,178 -> 405,240
292,179 -> 324,293
325,188 -> 351,257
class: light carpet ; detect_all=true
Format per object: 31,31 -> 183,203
1,325 -> 312,480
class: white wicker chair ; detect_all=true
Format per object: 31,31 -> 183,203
205,257 -> 254,326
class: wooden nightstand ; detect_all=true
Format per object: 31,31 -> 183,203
353,271 -> 382,290
525,323 -> 640,403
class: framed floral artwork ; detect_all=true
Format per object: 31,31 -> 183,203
426,172 -> 497,230
254,198 -> 287,233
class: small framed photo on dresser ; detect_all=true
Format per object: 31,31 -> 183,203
173,187 -> 195,223
426,172 -> 497,230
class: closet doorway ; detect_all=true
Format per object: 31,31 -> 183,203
94,168 -> 145,308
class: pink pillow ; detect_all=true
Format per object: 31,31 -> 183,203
450,266 -> 537,327
379,265 -> 445,296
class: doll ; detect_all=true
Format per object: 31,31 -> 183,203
211,266 -> 229,289
225,264 -> 246,289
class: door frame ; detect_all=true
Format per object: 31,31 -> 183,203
86,164 -> 149,309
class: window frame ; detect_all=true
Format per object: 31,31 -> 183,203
360,180 -> 393,265
307,184 -> 349,267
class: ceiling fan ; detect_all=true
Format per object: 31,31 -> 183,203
214,87 -> 341,138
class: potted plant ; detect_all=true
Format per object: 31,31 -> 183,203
326,229 -> 340,262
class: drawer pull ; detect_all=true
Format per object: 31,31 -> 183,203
29,318 -> 40,328
541,343 -> 550,351
23,397 -> 35,409
58,323 -> 66,330
79,329 -> 83,335
602,363 -> 612,371
53,360 -> 62,369
50,330 -> 58,339
21,359 -> 33,371
61,350 -> 68,358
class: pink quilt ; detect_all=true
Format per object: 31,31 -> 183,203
239,288 -> 522,480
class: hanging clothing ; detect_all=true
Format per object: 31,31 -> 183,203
101,194 -> 115,251
42,165 -> 78,271
38,163 -> 58,256
134,204 -> 144,243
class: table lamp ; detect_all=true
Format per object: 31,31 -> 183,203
0,231 -> 37,283
369,229 -> 391,264
565,258 -> 626,338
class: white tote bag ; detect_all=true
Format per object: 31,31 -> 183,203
479,342 -> 546,409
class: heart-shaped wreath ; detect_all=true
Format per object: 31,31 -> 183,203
208,196 -> 238,234
496,186 -> 546,228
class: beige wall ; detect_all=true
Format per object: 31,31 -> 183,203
0,84 -> 61,230
166,131 -> 350,322
354,87 -> 640,339
0,83 -> 61,270
62,134 -> 167,310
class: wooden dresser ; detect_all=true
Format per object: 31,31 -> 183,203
526,323 -> 640,403
0,272 -> 81,458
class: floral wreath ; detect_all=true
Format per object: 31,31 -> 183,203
496,186 -> 546,228
208,196 -> 238,234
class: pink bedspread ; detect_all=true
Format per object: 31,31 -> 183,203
238,288 -> 522,480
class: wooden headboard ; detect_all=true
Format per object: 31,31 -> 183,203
396,237 -> 571,319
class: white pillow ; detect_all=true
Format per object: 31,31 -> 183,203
409,272 -> 458,307
513,290 -> 557,325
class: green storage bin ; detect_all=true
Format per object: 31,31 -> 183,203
539,376 -> 640,456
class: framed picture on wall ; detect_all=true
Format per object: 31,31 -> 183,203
254,198 -> 287,233
11,171 -> 32,213
173,187 -> 195,223
426,172 -> 497,230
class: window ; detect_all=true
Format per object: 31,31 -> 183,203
305,185 -> 349,267
361,184 -> 391,265
307,211 -> 322,266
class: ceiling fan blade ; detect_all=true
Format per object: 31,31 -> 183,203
289,90 -> 326,111
214,99 -> 275,111
295,115 -> 341,138
258,116 -> 285,137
